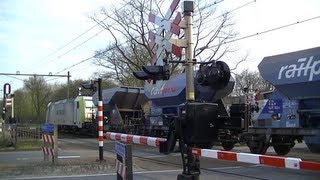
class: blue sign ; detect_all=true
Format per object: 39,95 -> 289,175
42,123 -> 54,133
262,99 -> 283,114
115,141 -> 125,158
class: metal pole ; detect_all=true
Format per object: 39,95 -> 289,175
97,78 -> 104,161
11,95 -> 14,119
53,124 -> 58,164
184,1 -> 195,102
67,71 -> 70,99
126,144 -> 133,180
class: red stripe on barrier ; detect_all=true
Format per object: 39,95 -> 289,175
300,161 -> 320,171
98,106 -> 103,111
218,151 -> 237,161
98,126 -> 103,131
155,138 -> 161,147
106,132 -> 111,139
127,135 -> 133,143
98,136 -> 103,141
50,148 -> 54,156
140,136 -> 148,145
115,134 -> 121,141
98,116 -> 103,121
192,148 -> 201,156
259,155 -> 285,168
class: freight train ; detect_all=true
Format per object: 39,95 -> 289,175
95,61 -> 245,150
46,47 -> 320,155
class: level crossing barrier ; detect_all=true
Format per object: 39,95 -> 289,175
106,132 -> 320,172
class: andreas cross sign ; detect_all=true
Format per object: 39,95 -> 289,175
148,0 -> 182,66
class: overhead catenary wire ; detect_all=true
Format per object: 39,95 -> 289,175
205,15 -> 320,49
29,1 -> 132,70
52,1 -> 320,80
52,0 -> 229,76
212,0 -> 256,21
46,0 -> 227,68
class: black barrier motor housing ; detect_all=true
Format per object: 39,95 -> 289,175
133,65 -> 170,81
179,102 -> 219,145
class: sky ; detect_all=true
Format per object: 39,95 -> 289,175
0,0 -> 320,92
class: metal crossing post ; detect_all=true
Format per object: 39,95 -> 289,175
184,0 -> 195,102
177,1 -> 201,180
97,78 -> 104,161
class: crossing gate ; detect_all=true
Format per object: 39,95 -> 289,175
106,132 -> 320,172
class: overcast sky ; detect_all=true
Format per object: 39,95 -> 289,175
0,0 -> 319,92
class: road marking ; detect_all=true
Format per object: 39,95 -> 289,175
58,156 -> 80,159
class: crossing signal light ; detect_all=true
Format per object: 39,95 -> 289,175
77,87 -> 82,96
133,65 -> 170,81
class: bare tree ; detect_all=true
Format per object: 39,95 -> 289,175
232,69 -> 273,96
92,0 -> 242,85
24,76 -> 51,123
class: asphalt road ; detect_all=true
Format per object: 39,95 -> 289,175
1,138 -> 320,180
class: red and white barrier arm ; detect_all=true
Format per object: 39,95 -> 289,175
106,132 -> 165,148
105,132 -> 320,171
192,148 -> 320,171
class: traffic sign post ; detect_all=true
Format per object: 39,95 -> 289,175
115,141 -> 132,180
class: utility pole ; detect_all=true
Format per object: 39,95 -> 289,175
1,71 -> 71,98
67,71 -> 70,99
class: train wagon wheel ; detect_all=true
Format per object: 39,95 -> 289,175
247,135 -> 269,154
272,136 -> 294,156
221,141 -> 235,151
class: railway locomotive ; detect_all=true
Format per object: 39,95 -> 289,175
46,96 -> 97,133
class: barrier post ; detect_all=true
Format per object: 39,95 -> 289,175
41,123 -> 55,163
115,141 -> 132,180
53,124 -> 58,163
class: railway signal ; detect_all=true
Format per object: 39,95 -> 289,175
82,78 -> 104,161
133,65 -> 170,81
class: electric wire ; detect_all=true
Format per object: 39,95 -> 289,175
50,1 -> 320,81
51,0 -> 228,77
206,15 -> 320,49
30,1 -> 131,70
212,0 -> 256,21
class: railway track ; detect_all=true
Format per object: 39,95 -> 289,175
59,137 -> 320,179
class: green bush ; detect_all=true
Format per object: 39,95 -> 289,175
0,132 -> 12,148
16,139 -> 42,150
